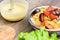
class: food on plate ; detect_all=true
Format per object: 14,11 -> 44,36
18,26 -> 58,40
0,26 -> 16,40
31,6 -> 60,29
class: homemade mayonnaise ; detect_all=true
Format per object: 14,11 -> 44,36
1,3 -> 28,21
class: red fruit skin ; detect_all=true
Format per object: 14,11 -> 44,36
41,14 -> 44,22
49,13 -> 58,19
46,6 -> 53,11
44,11 -> 50,16
44,6 -> 53,16
40,21 -> 45,26
39,13 -> 44,22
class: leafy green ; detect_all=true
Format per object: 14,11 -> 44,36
39,27 -> 49,40
18,26 -> 58,40
42,31 -> 49,40
18,32 -> 28,40
50,33 -> 58,40
35,30 -> 42,40
29,31 -> 37,40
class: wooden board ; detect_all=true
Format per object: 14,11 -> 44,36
0,0 -> 60,40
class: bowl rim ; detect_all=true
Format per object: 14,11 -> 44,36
27,6 -> 60,32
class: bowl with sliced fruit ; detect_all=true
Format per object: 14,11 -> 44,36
27,6 -> 60,35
